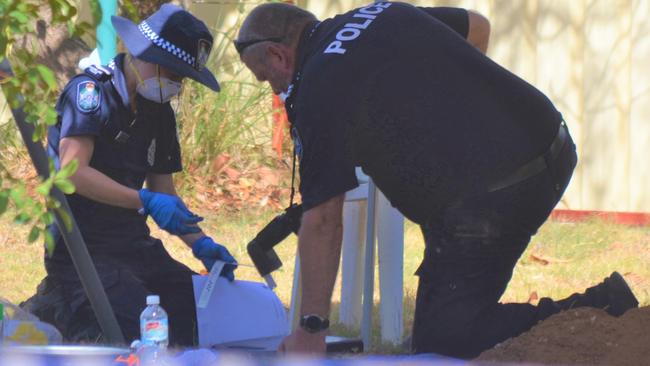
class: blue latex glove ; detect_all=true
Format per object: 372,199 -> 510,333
192,236 -> 238,281
138,188 -> 203,235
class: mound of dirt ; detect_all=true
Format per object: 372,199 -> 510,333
476,306 -> 650,365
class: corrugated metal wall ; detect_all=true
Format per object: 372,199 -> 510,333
193,0 -> 649,212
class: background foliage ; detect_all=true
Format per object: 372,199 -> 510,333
0,0 -> 97,253
0,0 -> 284,252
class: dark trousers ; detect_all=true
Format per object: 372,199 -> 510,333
29,239 -> 198,346
412,127 -> 578,359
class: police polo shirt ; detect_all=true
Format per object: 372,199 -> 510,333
47,53 -> 182,253
286,2 -> 563,224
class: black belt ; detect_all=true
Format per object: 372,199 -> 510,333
487,121 -> 568,193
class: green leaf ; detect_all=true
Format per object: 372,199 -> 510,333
45,196 -> 61,209
48,158 -> 56,174
28,225 -> 40,243
26,68 -> 40,85
67,21 -> 75,38
40,211 -> 55,226
9,10 -> 29,24
35,64 -> 57,90
56,207 -> 73,232
57,159 -> 78,179
7,94 -> 20,109
36,180 -> 53,196
44,107 -> 58,126
121,0 -> 140,22
10,186 -> 26,206
54,179 -> 75,194
0,191 -> 9,215
14,212 -> 31,224
33,123 -> 46,141
44,230 -> 55,257
88,0 -> 102,25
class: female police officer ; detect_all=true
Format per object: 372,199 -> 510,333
27,4 -> 236,346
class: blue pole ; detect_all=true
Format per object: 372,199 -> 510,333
97,0 -> 118,64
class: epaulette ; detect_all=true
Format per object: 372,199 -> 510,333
83,64 -> 112,82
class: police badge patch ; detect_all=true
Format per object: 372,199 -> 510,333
195,39 -> 211,71
76,81 -> 100,113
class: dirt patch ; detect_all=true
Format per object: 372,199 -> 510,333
476,306 -> 650,365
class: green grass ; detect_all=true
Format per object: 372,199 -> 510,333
1,209 -> 648,353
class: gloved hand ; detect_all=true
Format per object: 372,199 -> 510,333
138,188 -> 203,235
192,236 -> 238,281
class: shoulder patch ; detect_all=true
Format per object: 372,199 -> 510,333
84,64 -> 112,81
76,81 -> 101,113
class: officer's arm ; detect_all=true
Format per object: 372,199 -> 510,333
146,172 -> 205,245
467,10 -> 490,53
60,136 -> 141,209
293,194 -> 344,343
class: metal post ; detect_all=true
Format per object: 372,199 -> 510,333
360,180 -> 377,349
1,59 -> 125,345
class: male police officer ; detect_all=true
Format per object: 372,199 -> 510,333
235,2 -> 639,358
27,4 -> 237,345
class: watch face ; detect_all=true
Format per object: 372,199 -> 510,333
301,315 -> 329,333
305,316 -> 322,330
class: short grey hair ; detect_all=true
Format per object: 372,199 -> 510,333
238,3 -> 318,49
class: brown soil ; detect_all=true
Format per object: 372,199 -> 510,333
476,306 -> 650,365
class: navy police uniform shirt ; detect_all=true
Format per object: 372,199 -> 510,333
47,53 -> 182,254
285,2 -> 563,224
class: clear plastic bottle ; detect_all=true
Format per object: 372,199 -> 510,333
140,295 -> 169,349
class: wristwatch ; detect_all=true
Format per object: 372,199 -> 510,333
300,314 -> 330,333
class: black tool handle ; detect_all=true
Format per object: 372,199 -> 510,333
253,204 -> 302,251
246,204 -> 303,277
247,240 -> 283,277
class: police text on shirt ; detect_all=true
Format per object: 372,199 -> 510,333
324,2 -> 392,55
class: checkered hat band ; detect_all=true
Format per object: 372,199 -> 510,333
138,21 -> 196,68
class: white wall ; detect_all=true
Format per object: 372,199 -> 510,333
293,0 -> 650,212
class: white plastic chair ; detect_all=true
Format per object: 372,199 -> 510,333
289,168 -> 404,347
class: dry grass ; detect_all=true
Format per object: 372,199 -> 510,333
1,208 -> 649,353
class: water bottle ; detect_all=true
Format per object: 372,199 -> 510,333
140,295 -> 169,350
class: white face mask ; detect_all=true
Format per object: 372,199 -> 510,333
137,77 -> 182,104
129,59 -> 182,103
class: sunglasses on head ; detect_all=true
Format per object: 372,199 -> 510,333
234,37 -> 283,54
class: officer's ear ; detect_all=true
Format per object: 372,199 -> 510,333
265,44 -> 293,74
